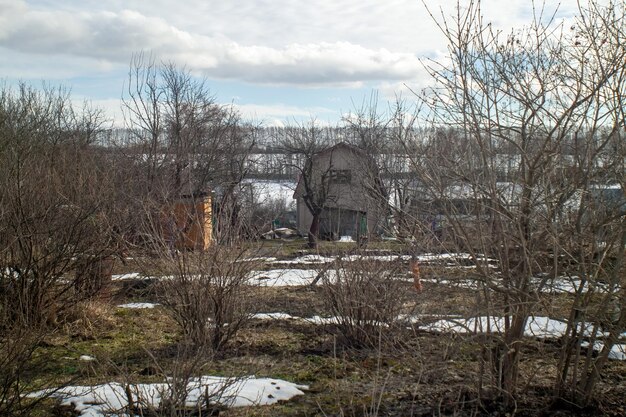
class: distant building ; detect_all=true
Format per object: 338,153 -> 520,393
294,143 -> 386,240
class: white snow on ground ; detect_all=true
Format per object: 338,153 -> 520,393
420,278 -> 481,289
273,255 -> 336,265
338,236 -> 355,242
30,376 -> 307,416
417,275 -> 614,293
422,316 -> 612,340
245,180 -> 296,208
414,253 -> 497,264
248,269 -> 320,286
110,268 -> 337,287
270,252 -> 494,265
250,313 -> 336,325
250,312 -> 625,361
116,303 -> 160,309
342,254 -> 412,262
111,273 -> 141,281
250,312 -> 386,326
79,355 -> 96,362
305,315 -> 342,325
238,257 -> 279,263
251,312 -> 302,321
533,276 -> 611,294
580,342 -> 626,361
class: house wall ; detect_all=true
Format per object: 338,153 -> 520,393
295,145 -> 386,238
297,198 -> 313,236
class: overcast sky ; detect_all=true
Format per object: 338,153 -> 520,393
1,0 -> 582,127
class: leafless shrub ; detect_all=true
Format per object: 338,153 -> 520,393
78,342 -> 241,417
157,246 -> 258,351
127,347 -> 235,417
320,257 -> 414,349
0,327 -> 44,416
0,83 -> 120,414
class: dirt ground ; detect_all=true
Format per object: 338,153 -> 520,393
30,247 -> 626,417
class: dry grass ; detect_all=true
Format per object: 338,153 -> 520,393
14,259 -> 626,417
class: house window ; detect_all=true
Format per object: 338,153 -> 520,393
329,169 -> 351,184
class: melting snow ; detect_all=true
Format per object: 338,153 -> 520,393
251,312 -> 302,321
534,276 -> 611,294
580,341 -> 626,360
29,376 -> 307,417
342,254 -> 412,262
422,316 -> 611,340
273,255 -> 335,265
111,273 -> 141,281
239,257 -> 279,263
248,269 -> 320,286
117,303 -> 159,309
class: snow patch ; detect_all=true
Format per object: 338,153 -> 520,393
580,341 -> 626,361
117,303 -> 159,309
273,255 -> 335,265
422,316 -> 609,340
251,312 -> 301,321
248,269 -> 319,286
29,376 -> 308,416
111,273 -> 141,281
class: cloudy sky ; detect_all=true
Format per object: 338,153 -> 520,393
0,0 -> 582,126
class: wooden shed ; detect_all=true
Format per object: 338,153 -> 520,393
162,193 -> 212,251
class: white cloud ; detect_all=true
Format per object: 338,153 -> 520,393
0,1 -> 423,86
1,0 -> 588,88
0,0 -> 595,122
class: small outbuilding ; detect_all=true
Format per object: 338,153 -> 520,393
162,193 -> 213,251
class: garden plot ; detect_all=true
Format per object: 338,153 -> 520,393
30,376 -> 308,417
20,250 -> 626,416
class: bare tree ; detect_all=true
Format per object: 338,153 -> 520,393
343,97 -> 433,241
276,121 -> 336,248
0,83 -> 119,415
121,54 -> 257,245
405,0 -> 626,406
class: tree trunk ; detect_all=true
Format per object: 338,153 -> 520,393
308,213 -> 321,249
500,310 -> 527,403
